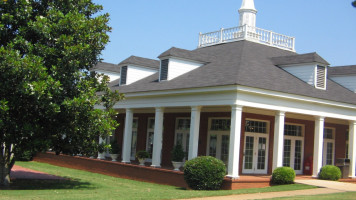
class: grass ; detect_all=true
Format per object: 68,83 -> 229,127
0,161 -> 316,200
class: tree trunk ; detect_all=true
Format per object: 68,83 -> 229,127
0,162 -> 10,187
0,144 -> 14,187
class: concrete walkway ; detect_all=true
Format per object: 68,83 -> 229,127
182,178 -> 356,200
10,165 -> 65,180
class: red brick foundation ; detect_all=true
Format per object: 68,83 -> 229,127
34,152 -> 271,190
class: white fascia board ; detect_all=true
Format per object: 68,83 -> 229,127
123,85 -> 356,110
114,85 -> 356,120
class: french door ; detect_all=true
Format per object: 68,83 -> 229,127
207,133 -> 230,166
242,133 -> 268,174
283,137 -> 303,174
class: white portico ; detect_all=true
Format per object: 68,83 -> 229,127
103,0 -> 356,180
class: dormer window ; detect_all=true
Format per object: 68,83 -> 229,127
159,59 -> 169,81
315,65 -> 327,90
120,66 -> 128,85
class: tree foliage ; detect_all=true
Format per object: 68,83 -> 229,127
0,0 -> 121,186
353,1 -> 356,8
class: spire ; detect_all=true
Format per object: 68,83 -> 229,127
238,0 -> 257,27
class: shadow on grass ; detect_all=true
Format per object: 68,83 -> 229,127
1,178 -> 95,190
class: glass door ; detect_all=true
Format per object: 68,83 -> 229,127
242,119 -> 269,174
242,133 -> 268,174
207,118 -> 231,166
283,138 -> 303,174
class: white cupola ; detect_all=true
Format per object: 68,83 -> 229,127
238,0 -> 257,27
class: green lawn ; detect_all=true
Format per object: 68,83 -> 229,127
0,161 -> 316,200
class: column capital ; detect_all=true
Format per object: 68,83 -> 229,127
314,116 -> 325,121
191,106 -> 202,112
231,104 -> 243,111
349,120 -> 356,126
155,107 -> 164,112
275,111 -> 286,116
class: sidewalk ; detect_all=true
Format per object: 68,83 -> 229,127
182,178 -> 356,200
10,165 -> 65,180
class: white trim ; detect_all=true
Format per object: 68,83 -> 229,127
272,111 -> 285,171
312,116 -> 325,177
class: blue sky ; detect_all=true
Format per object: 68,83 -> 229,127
93,0 -> 356,67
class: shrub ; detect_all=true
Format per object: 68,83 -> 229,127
271,167 -> 296,185
136,150 -> 149,159
318,165 -> 341,181
15,150 -> 36,161
171,143 -> 185,162
183,156 -> 226,190
109,140 -> 121,154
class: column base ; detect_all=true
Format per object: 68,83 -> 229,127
121,161 -> 131,164
151,165 -> 161,168
226,175 -> 240,180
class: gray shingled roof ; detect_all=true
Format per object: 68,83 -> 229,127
271,52 -> 330,66
329,65 -> 356,76
118,56 -> 160,70
111,40 -> 356,105
158,47 -> 215,63
92,62 -> 120,73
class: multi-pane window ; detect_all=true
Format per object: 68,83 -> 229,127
294,140 -> 302,170
323,128 -> 335,166
283,139 -> 291,167
175,118 -> 190,160
210,119 -> 231,131
209,135 -> 217,157
324,128 -> 334,139
146,118 -> 155,159
130,118 -> 138,159
284,124 -> 302,136
346,130 -> 349,158
244,136 -> 254,170
245,120 -> 267,133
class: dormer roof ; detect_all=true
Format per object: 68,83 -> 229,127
271,53 -> 330,66
92,62 -> 120,73
118,56 -> 160,69
158,47 -> 213,63
329,65 -> 356,76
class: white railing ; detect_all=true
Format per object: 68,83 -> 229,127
198,25 -> 295,52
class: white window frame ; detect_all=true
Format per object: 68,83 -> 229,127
146,117 -> 155,162
283,123 -> 305,175
130,118 -> 138,160
206,117 -> 231,166
174,118 -> 190,160
242,118 -> 270,174
323,127 -> 335,166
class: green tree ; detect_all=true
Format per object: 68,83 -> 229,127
0,0 -> 121,186
353,1 -> 356,7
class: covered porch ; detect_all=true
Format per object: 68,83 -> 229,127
112,83 -> 356,180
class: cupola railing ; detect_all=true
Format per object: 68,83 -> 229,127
198,25 -> 295,52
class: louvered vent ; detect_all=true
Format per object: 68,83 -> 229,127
120,66 -> 128,85
316,65 -> 326,89
160,59 -> 169,81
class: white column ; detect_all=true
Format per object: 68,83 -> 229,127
188,106 -> 201,160
122,108 -> 133,163
272,111 -> 285,171
349,121 -> 356,178
97,137 -> 106,160
151,107 -> 164,168
312,116 -> 325,177
227,105 -> 243,178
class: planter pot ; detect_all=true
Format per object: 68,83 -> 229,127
138,158 -> 146,166
97,152 -> 106,160
172,161 -> 184,171
110,154 -> 119,162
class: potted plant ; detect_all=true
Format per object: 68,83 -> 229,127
109,140 -> 121,161
171,143 -> 185,171
136,150 -> 149,166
